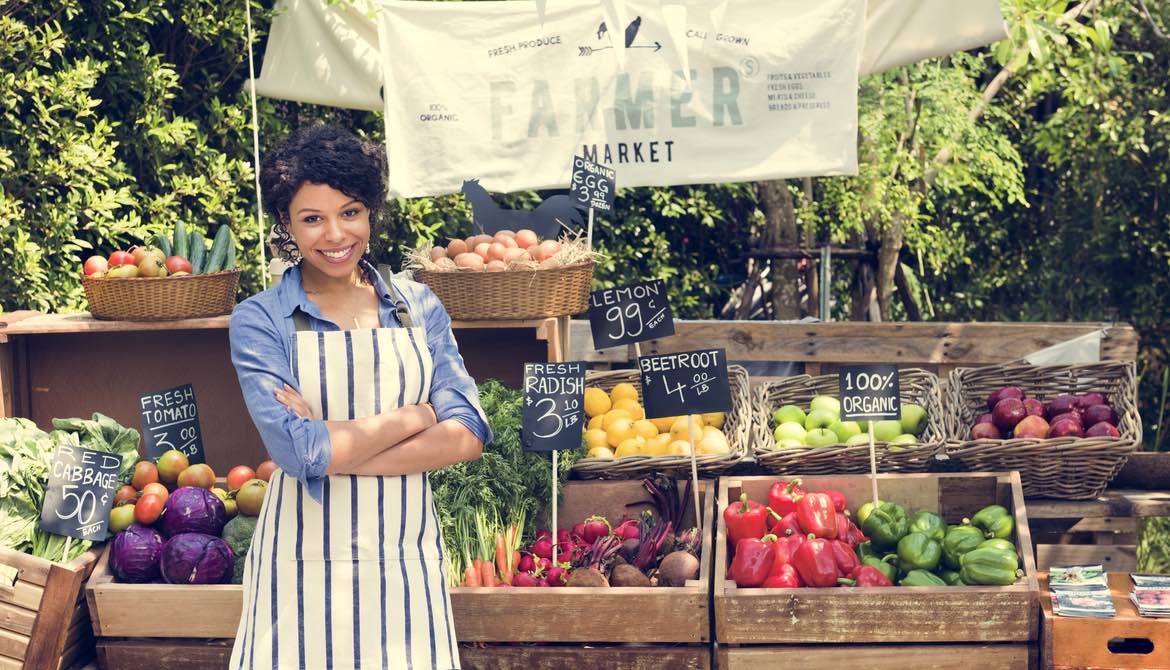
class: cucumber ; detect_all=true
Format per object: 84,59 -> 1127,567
204,225 -> 232,274
173,221 -> 189,260
188,231 -> 206,275
154,233 -> 172,257
224,235 -> 236,270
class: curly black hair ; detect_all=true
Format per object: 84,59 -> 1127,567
260,125 -> 387,263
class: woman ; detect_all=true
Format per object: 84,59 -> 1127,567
228,125 -> 488,670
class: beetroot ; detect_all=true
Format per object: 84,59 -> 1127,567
581,516 -> 611,544
613,518 -> 641,540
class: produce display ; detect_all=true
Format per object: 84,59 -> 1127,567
970,387 -> 1121,440
581,383 -> 728,460
769,395 -> 927,449
105,450 -> 273,584
81,222 -> 237,278
406,229 -> 594,273
722,480 -> 1023,588
0,414 -> 140,562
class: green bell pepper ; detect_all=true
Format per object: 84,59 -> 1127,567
938,569 -> 965,586
959,546 -> 1021,586
899,569 -> 946,587
860,501 -> 909,551
856,542 -> 881,562
908,511 -> 946,541
977,538 -> 1017,553
970,504 -> 1014,540
897,532 -> 942,572
861,555 -> 899,582
942,525 -> 985,569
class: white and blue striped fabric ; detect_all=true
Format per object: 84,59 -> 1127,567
230,324 -> 459,669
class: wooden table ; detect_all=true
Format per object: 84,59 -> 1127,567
0,312 -> 566,471
1027,490 -> 1170,573
1041,572 -> 1170,669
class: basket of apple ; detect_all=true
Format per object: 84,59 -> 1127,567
751,369 -> 945,475
80,222 -> 239,321
943,361 -> 1141,499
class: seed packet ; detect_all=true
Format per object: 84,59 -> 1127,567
1050,564 -> 1108,590
1051,590 -> 1116,618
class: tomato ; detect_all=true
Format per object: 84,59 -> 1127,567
108,250 -> 135,267
255,460 -> 278,482
165,256 -> 193,274
134,493 -> 166,525
227,465 -> 255,491
83,256 -> 108,276
141,482 -> 169,503
177,463 -> 215,489
131,461 -> 159,490
155,450 -> 189,485
108,505 -> 136,534
113,485 -> 138,507
235,479 -> 268,517
137,256 -> 168,278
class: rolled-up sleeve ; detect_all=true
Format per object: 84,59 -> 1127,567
417,286 -> 493,446
229,300 -> 331,499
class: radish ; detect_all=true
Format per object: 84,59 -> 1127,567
517,553 -> 536,573
535,528 -> 552,541
581,516 -> 611,544
536,556 -> 552,572
571,522 -> 586,540
614,518 -> 640,540
531,537 -> 553,559
512,571 -> 543,587
547,564 -> 570,587
557,528 -> 573,544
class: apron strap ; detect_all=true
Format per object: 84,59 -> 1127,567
289,265 -> 415,331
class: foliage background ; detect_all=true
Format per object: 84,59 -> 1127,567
1,1 -> 1168,562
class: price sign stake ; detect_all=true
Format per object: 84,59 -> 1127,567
570,155 -> 615,250
588,280 -> 675,350
839,364 -> 901,509
40,444 -> 122,547
140,384 -> 205,464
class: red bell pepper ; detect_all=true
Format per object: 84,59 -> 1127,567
730,534 -> 777,587
723,493 -> 768,547
845,519 -> 867,546
792,535 -> 842,588
767,479 -> 805,516
762,562 -> 803,588
836,512 -> 854,544
767,507 -> 803,537
796,492 -> 838,539
846,564 -> 893,587
830,539 -> 860,577
822,489 -> 847,513
771,532 -> 806,570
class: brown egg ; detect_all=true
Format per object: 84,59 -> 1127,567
447,239 -> 469,258
454,252 -> 485,271
502,248 -> 529,264
515,229 -> 539,249
487,242 -> 508,262
474,242 -> 492,259
430,247 -> 447,262
495,234 -> 518,249
485,260 -> 507,272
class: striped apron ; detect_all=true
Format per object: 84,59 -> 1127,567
230,310 -> 460,669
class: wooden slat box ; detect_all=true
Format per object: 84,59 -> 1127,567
714,473 -> 1040,645
1042,572 -> 1170,669
717,642 -> 1034,669
0,547 -> 99,670
461,643 -> 711,669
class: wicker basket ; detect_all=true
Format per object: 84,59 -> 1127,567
82,270 -> 240,321
751,369 -> 945,475
942,361 -> 1142,499
413,262 -> 593,320
572,365 -> 751,478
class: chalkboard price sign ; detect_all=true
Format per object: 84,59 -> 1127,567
39,444 -> 121,541
140,384 -> 205,463
588,279 -> 675,349
522,362 -> 586,452
839,365 -> 901,421
570,155 -> 616,213
639,348 -> 731,420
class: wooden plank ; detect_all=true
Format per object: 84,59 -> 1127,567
1067,517 -> 1139,534
0,549 -> 52,587
1042,572 -> 1170,669
87,581 -> 242,638
459,644 -> 710,670
1036,544 -> 1137,573
1025,490 -> 1170,519
0,654 -> 22,670
718,643 -> 1033,670
0,628 -> 28,662
23,561 -> 85,670
96,638 -> 233,670
0,602 -> 36,636
0,581 -> 44,611
0,340 -> 13,417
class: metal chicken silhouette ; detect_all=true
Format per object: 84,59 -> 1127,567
460,179 -> 583,240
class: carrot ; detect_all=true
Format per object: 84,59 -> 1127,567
495,532 -> 510,584
511,550 -> 521,573
463,565 -> 480,587
479,558 -> 497,587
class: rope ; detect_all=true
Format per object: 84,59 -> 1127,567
244,0 -> 268,288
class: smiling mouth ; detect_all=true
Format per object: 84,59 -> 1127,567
317,244 -> 357,264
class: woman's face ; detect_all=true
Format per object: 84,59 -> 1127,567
286,182 -> 370,281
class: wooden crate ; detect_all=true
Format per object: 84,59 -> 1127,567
716,643 -> 1034,669
0,547 -> 99,670
95,638 -> 232,670
715,473 -> 1040,645
1042,572 -> 1170,669
450,478 -> 714,643
461,643 -> 711,669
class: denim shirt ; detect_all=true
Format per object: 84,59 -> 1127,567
228,260 -> 492,502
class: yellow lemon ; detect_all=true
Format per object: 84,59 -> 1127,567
613,398 -> 645,420
587,446 -> 615,460
667,440 -> 693,456
588,415 -> 605,431
670,415 -> 705,442
610,382 -> 639,404
645,433 -> 672,456
701,412 -> 726,429
698,428 -> 730,455
614,437 -> 645,459
605,418 -> 635,447
584,387 -> 611,417
584,428 -> 608,450
602,409 -> 634,430
651,416 -> 677,433
632,419 -> 658,440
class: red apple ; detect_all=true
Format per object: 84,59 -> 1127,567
975,412 -> 995,426
1075,392 -> 1108,411
1012,415 -> 1050,439
987,386 -> 1025,411
1046,395 -> 1079,418
1049,412 -> 1083,429
108,250 -> 135,268
970,423 -> 1002,440
165,256 -> 193,274
992,398 -> 1027,431
83,255 -> 108,276
1085,422 -> 1121,438
1082,405 -> 1117,426
1023,398 -> 1045,418
1049,419 -> 1085,438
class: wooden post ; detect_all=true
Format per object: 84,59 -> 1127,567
686,414 -> 702,532
586,207 -> 595,251
868,421 -> 879,508
551,451 -> 558,564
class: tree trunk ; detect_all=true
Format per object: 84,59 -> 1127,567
876,213 -> 905,319
894,261 -> 923,321
757,179 -> 801,320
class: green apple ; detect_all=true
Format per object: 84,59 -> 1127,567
804,428 -> 840,447
829,420 -> 862,442
809,395 -> 841,418
772,404 -> 806,427
891,433 -> 919,445
773,422 -> 807,444
900,403 -> 928,436
804,409 -> 837,431
873,420 -> 903,442
845,433 -> 872,446
775,438 -> 805,449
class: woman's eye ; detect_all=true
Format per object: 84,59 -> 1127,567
302,215 -> 321,224
343,208 -> 361,218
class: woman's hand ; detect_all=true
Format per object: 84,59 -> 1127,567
274,384 -> 314,419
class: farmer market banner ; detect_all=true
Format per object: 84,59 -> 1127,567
375,0 -> 864,195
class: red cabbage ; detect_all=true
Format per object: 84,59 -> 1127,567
110,523 -> 164,583
159,486 -> 227,538
160,533 -> 235,584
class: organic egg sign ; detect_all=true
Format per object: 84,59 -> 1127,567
522,362 -> 586,452
570,155 -> 615,213
639,348 -> 731,420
